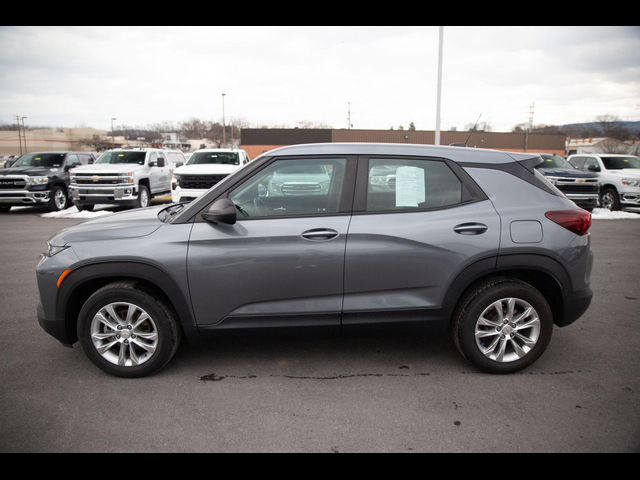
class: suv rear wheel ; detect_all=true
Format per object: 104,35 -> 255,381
77,282 -> 181,378
453,278 -> 553,374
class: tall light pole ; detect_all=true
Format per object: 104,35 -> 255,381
221,93 -> 226,146
111,118 -> 116,149
435,26 -> 444,146
21,117 -> 28,153
15,115 -> 23,155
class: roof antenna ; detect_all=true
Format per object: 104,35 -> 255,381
450,114 -> 482,147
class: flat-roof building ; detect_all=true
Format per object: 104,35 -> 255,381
241,128 -> 566,159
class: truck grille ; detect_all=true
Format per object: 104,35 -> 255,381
557,184 -> 599,194
0,178 -> 27,190
178,175 -> 227,190
281,184 -> 322,195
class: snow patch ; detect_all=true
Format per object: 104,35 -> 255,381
591,208 -> 640,220
40,206 -> 115,219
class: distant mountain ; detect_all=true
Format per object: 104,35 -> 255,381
558,121 -> 640,136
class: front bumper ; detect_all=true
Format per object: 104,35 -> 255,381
0,189 -> 50,205
565,193 -> 599,209
71,185 -> 138,205
620,192 -> 640,210
171,187 -> 208,203
37,303 -> 74,347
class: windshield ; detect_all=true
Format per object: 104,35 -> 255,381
538,154 -> 574,170
14,153 -> 66,168
97,151 -> 146,165
187,152 -> 239,166
601,156 -> 640,170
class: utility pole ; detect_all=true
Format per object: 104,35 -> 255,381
525,102 -> 535,153
435,26 -> 444,146
222,93 -> 226,146
15,115 -> 23,155
111,118 -> 117,149
21,117 -> 28,153
347,102 -> 352,129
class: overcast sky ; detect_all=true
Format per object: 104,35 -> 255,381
1,26 -> 639,133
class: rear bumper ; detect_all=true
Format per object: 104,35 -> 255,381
37,303 -> 74,347
558,287 -> 593,328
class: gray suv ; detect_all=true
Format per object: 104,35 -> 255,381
36,143 -> 594,377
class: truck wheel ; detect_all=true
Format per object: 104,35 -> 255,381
453,278 -> 553,374
48,186 -> 70,212
601,188 -> 620,211
137,185 -> 150,208
77,281 -> 181,378
76,204 -> 94,212
0,206 -> 11,213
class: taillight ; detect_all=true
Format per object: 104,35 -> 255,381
545,209 -> 592,236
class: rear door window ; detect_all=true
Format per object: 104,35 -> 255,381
366,158 -> 463,212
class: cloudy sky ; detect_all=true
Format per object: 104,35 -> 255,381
1,26 -> 639,133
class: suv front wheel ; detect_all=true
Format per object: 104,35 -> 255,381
77,282 -> 181,378
453,278 -> 553,374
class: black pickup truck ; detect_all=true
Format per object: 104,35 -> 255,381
535,154 -> 600,212
0,151 -> 96,213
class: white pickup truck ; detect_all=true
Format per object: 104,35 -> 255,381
568,154 -> 640,212
70,148 -> 185,211
171,149 -> 250,203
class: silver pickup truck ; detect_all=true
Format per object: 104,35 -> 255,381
70,149 -> 183,211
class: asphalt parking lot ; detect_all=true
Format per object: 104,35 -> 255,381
0,206 -> 638,453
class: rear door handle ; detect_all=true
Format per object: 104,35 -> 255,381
454,223 -> 489,235
301,229 -> 339,241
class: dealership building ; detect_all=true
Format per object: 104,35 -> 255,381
240,128 -> 567,160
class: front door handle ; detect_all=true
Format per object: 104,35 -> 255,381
301,229 -> 339,241
454,223 -> 489,235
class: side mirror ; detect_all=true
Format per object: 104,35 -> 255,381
158,158 -> 166,168
587,165 -> 600,172
202,198 -> 237,225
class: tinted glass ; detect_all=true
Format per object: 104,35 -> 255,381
97,151 -> 146,165
367,158 -> 462,211
538,155 -> 574,169
229,158 -> 346,218
601,156 -> 640,170
188,152 -> 239,166
15,153 -> 65,168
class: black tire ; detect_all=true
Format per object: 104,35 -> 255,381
601,188 -> 621,211
584,208 -> 594,213
0,205 -> 11,213
76,203 -> 94,212
453,278 -> 554,374
137,184 -> 150,209
77,281 -> 181,378
48,186 -> 70,212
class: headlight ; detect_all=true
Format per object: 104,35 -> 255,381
47,242 -> 69,257
622,179 -> 640,187
29,176 -> 49,185
370,176 -> 390,186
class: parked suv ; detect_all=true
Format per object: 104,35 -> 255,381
70,148 -> 180,211
37,143 -> 593,377
0,151 -> 96,213
171,149 -> 249,203
568,154 -> 640,212
535,154 -> 600,212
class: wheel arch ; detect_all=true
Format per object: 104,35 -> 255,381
57,261 -> 202,345
442,254 -> 571,327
